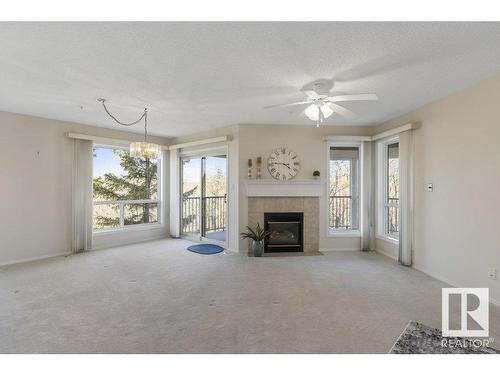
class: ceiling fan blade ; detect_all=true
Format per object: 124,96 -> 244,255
327,93 -> 379,102
264,100 -> 312,109
302,90 -> 322,100
326,103 -> 357,119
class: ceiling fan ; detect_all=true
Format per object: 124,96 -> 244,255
264,81 -> 378,126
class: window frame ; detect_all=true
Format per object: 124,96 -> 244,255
376,137 -> 400,244
326,141 -> 362,237
92,144 -> 163,234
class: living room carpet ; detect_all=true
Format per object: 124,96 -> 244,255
1,239 -> 499,353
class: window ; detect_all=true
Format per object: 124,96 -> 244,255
92,146 -> 161,231
328,145 -> 360,233
385,142 -> 399,239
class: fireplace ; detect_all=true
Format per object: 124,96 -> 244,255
264,212 -> 304,253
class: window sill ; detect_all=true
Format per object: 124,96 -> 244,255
328,231 -> 361,238
376,234 -> 399,245
93,223 -> 165,236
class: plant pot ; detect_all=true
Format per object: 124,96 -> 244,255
252,240 -> 264,257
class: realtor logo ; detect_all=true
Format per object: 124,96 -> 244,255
442,288 -> 489,337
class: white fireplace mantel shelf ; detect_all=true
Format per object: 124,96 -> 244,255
245,179 -> 325,197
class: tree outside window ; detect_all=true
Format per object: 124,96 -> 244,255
92,147 -> 159,230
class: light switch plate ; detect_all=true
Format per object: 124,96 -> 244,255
426,183 -> 433,192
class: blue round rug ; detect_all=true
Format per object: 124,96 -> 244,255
187,244 -> 224,255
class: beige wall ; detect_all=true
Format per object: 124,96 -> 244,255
6,70 -> 499,304
237,124 -> 373,252
172,74 -> 500,304
375,74 -> 500,303
0,111 -> 170,265
171,123 -> 374,253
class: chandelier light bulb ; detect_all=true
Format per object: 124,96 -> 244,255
130,142 -> 162,159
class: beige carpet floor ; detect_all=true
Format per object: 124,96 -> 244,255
1,238 -> 498,353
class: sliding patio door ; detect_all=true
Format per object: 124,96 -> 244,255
181,156 -> 202,237
181,152 -> 227,243
202,155 -> 227,242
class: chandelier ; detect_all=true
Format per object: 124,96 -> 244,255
98,98 -> 162,159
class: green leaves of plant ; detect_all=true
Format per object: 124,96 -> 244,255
240,222 -> 271,241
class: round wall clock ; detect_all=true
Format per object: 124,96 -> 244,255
267,147 -> 300,180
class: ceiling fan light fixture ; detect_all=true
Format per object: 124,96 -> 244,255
264,81 -> 378,124
304,103 -> 333,121
304,104 -> 319,120
320,104 -> 333,118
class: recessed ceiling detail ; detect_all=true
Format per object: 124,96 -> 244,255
1,22 -> 500,137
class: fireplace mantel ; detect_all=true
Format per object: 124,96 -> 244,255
245,179 -> 325,197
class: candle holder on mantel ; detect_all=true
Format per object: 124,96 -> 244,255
256,156 -> 262,179
247,159 -> 253,179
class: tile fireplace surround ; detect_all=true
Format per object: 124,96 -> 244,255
247,197 -> 320,254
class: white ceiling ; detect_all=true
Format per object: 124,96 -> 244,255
1,22 -> 500,138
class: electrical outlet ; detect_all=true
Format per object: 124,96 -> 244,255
488,268 -> 497,280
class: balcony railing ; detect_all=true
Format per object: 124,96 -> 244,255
387,197 -> 399,235
329,195 -> 352,230
182,195 -> 226,234
93,199 -> 159,230
329,195 -> 400,236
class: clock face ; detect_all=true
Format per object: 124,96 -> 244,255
267,147 -> 300,180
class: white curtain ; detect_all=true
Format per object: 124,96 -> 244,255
361,140 -> 373,251
72,139 -> 93,253
398,130 -> 414,266
169,148 -> 180,238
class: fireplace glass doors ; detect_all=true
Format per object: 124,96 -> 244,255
264,212 -> 303,253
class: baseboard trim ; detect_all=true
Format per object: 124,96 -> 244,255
411,264 -> 500,309
91,234 -> 169,251
0,252 -> 72,267
320,248 -> 361,252
374,247 -> 398,260
375,249 -> 500,308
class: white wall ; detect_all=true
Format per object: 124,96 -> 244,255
0,111 -> 170,265
374,73 -> 500,303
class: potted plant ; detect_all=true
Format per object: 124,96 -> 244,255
240,223 -> 271,257
313,170 -> 320,180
